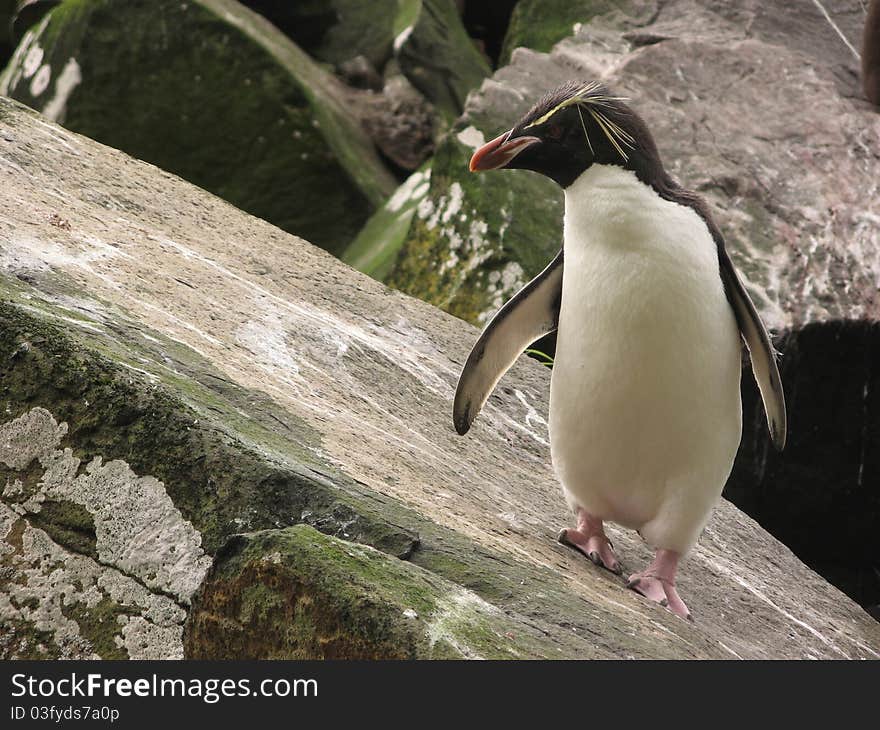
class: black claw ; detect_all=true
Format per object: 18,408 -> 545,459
626,578 -> 640,589
659,598 -> 669,608
588,551 -> 601,565
686,613 -> 694,622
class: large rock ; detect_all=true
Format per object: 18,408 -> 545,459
0,96 -> 877,659
244,0 -> 490,124
0,0 -> 397,256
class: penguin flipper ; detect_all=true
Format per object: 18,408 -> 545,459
718,247 -> 787,450
453,249 -> 563,435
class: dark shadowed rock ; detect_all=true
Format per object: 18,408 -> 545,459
360,67 -> 435,171
242,0 -> 401,71
0,95 -> 877,658
0,0 -> 396,256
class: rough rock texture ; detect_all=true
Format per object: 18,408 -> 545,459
0,97 -> 878,658
499,0 -> 644,64
359,68 -> 435,171
0,0 -> 396,256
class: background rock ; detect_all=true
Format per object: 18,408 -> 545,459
499,0 -> 648,64
242,0 -> 402,72
0,0 -> 397,256
395,0 -> 492,121
0,95 -> 877,658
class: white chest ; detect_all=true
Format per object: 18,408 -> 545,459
548,166 -> 742,534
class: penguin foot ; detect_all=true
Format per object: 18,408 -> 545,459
627,549 -> 691,621
557,527 -> 622,575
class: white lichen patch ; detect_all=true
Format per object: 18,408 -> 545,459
43,58 -> 83,123
0,408 -> 211,658
478,261 -> 525,324
0,502 -> 186,659
22,45 -> 44,79
456,126 -> 486,152
0,14 -> 52,96
386,169 -> 430,214
393,25 -> 414,52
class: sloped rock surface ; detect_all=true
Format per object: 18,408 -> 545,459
0,0 -> 396,256
0,96 -> 877,658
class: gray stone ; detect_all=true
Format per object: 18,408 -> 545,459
0,95 -> 877,658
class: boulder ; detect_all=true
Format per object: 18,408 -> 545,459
0,95 -> 877,658
0,0 -> 397,256
499,0 -> 647,64
243,0 -> 491,124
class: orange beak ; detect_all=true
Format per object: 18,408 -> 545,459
469,131 -> 541,172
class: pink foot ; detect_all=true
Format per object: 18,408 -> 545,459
557,508 -> 622,575
627,548 -> 692,620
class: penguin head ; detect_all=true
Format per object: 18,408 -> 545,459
469,81 -> 661,188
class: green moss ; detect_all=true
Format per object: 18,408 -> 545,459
386,134 -> 561,324
0,621 -> 62,659
28,500 -> 98,559
342,165 -> 432,281
61,596 -> 133,659
499,0 -> 632,64
185,525 -> 554,659
186,526 -> 437,658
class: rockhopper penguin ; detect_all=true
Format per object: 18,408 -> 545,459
453,81 -> 786,619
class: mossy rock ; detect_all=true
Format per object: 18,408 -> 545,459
499,0 -> 639,65
384,100 -> 563,325
0,0 -> 396,256
185,525 -> 543,659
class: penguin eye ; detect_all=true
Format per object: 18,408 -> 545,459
545,122 -> 563,141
